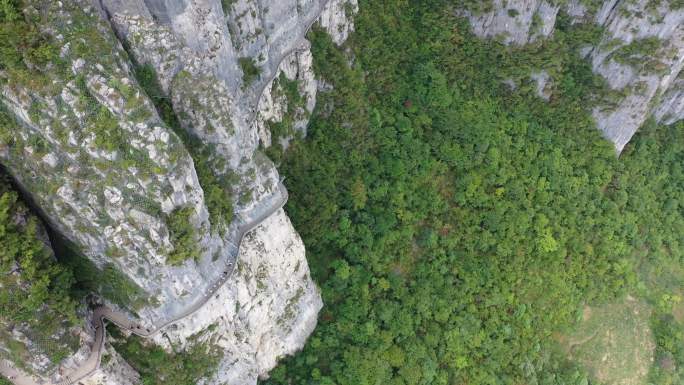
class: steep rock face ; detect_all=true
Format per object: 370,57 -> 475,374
0,0 -> 214,322
0,175 -> 137,384
256,0 -> 356,149
530,70 -> 552,101
256,46 -> 317,149
461,0 -> 684,153
464,0 -> 559,45
42,329 -> 141,385
82,344 -> 141,385
653,75 -> 684,124
147,210 -> 321,384
0,196 -> 79,381
319,0 -> 358,45
0,0 -> 356,383
93,0 -> 356,382
589,0 -> 684,152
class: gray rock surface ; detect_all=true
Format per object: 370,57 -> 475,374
653,75 -> 684,124
255,0 -> 356,148
319,0 -> 358,45
80,344 -> 141,385
94,1 -> 354,382
0,174 -> 136,384
589,0 -> 684,153
530,70 -> 551,101
257,45 -> 318,149
464,0 -> 559,45
462,0 -> 684,153
149,210 -> 322,385
0,0 -> 355,383
0,0 -> 216,323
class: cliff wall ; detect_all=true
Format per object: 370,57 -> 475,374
0,0 -> 356,383
463,0 -> 684,153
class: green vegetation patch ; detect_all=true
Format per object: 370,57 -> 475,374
673,293 -> 684,324
0,0 -> 62,90
264,73 -> 308,162
453,0 -> 494,14
619,120 -> 684,385
649,312 -> 684,385
54,234 -> 149,312
559,297 -> 654,385
108,325 -> 222,385
166,206 -> 200,265
74,75 -> 129,153
0,170 -> 79,368
262,1 -> 684,384
220,0 -> 236,14
239,57 -> 261,86
609,37 -> 666,74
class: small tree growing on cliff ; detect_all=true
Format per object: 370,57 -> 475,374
166,206 -> 200,265
239,57 -> 261,86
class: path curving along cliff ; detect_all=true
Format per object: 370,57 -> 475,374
0,183 -> 288,385
0,0 -> 342,382
249,0 -> 331,113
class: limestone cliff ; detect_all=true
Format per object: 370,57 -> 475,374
462,0 -> 684,153
0,0 -> 356,383
0,172 -> 138,384
463,0 -> 559,45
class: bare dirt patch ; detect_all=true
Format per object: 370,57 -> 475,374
561,296 -> 655,385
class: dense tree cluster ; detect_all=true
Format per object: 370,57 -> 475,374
239,57 -> 261,86
0,0 -> 683,383
0,170 -> 78,364
166,206 -> 200,265
263,1 -> 684,384
0,0 -> 61,89
107,325 -> 221,385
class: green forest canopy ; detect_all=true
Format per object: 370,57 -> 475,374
0,0 -> 682,384
263,1 -> 684,385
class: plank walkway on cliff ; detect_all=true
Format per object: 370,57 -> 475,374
0,0 -> 333,382
0,182 -> 288,385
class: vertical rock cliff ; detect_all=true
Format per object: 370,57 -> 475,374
653,74 -> 684,124
589,0 -> 683,152
0,0 -> 356,383
463,0 -> 560,45
0,171 -> 138,385
461,0 -> 684,153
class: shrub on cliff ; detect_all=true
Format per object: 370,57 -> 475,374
166,206 -> 200,265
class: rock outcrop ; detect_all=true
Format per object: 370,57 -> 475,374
589,0 -> 684,152
0,0 -> 356,383
256,46 -> 317,149
255,0 -> 357,149
81,344 -> 141,385
147,210 -> 321,384
0,172 -> 137,384
1,0 -> 209,318
463,0 -> 560,45
462,0 -> 684,153
653,74 -> 684,124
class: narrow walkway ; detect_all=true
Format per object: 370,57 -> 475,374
1,183 -> 287,385
250,0 -> 331,110
2,1 -> 333,382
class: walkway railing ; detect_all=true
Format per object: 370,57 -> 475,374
1,183 -> 287,385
